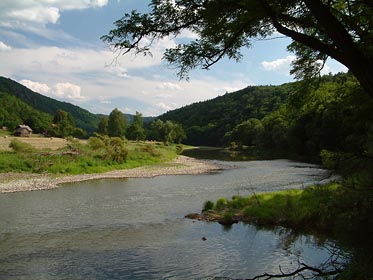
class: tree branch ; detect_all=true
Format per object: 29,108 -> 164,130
258,0 -> 345,64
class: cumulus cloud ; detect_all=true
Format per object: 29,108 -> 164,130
52,82 -> 84,100
7,6 -> 60,25
156,102 -> 173,111
156,82 -> 183,91
0,0 -> 108,28
19,79 -> 84,101
19,79 -> 51,94
261,55 -> 296,73
0,41 -> 11,51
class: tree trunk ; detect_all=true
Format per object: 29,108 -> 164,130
341,51 -> 373,97
302,0 -> 373,98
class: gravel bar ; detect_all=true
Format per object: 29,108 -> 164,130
0,156 -> 225,193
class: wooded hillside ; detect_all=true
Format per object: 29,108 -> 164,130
0,77 -> 100,134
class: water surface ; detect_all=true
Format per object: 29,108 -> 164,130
0,160 -> 341,279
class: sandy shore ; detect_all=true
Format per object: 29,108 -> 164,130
0,156 -> 225,194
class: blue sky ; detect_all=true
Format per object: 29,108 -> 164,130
0,0 -> 347,116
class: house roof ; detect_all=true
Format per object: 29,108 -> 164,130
17,125 -> 32,132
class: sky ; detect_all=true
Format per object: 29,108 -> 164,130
0,0 -> 348,117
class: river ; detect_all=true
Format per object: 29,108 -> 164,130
0,159 -> 342,279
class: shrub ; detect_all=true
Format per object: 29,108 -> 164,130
108,137 -> 128,163
87,136 -> 106,150
9,139 -> 35,153
203,200 -> 214,211
215,197 -> 229,210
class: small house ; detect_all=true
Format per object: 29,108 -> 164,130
14,125 -> 33,137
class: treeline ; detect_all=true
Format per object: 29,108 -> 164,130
96,108 -> 186,144
225,73 -> 373,160
160,72 -> 373,160
159,83 -> 290,146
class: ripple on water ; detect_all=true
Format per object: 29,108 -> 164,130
0,160 -> 345,279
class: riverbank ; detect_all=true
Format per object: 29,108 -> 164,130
0,156 -> 225,193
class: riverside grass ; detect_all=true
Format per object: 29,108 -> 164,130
0,137 -> 180,175
205,183 -> 347,232
201,183 -> 373,279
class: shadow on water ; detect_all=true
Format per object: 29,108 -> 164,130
0,156 -> 349,279
182,147 -> 257,161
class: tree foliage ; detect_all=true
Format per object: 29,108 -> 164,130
0,77 -> 100,134
97,116 -> 109,135
102,0 -> 373,96
127,111 -> 146,141
150,119 -> 186,144
160,84 -> 289,146
108,108 -> 128,137
0,92 -> 52,133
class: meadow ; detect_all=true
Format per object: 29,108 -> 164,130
0,132 -> 180,175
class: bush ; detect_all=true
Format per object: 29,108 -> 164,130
203,200 -> 214,211
9,139 -> 35,153
87,136 -> 106,150
108,137 -> 128,163
215,197 -> 229,210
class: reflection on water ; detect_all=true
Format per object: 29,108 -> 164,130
0,160 -> 343,279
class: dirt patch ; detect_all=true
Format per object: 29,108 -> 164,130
0,136 -> 86,151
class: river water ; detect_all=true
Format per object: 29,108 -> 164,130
0,160 -> 341,279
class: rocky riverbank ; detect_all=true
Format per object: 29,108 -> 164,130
0,156 -> 226,193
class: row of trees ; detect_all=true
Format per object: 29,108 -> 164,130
224,73 -> 373,159
96,108 -> 186,144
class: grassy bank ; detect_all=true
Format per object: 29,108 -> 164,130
0,136 -> 180,175
198,183 -> 373,278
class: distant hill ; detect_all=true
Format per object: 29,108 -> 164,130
0,77 -> 100,134
0,92 -> 53,133
159,83 -> 294,146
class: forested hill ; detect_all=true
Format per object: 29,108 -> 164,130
159,83 -> 293,146
0,77 -> 100,134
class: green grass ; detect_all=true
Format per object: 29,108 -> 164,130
0,138 -> 181,175
204,183 -> 368,234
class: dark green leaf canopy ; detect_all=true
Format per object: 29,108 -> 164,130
102,0 -> 373,96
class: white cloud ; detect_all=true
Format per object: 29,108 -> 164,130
157,82 -> 183,91
0,46 -> 164,80
7,6 -> 60,25
19,79 -> 84,101
19,79 -> 50,94
1,44 -> 254,116
52,82 -> 84,100
156,102 -> 173,111
261,55 -> 296,73
0,41 -> 11,51
0,0 -> 108,29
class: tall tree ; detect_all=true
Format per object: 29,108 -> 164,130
108,108 -> 127,137
102,0 -> 373,97
127,111 -> 146,141
97,116 -> 109,135
53,110 -> 75,138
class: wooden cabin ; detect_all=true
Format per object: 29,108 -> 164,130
14,125 -> 32,137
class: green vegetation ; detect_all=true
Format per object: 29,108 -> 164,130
0,92 -> 52,133
0,77 -> 100,134
161,73 -> 373,164
149,119 -> 186,145
108,108 -> 128,137
102,1 -> 373,97
127,112 -> 146,141
203,182 -> 373,278
160,84 -> 289,146
0,137 -> 179,175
